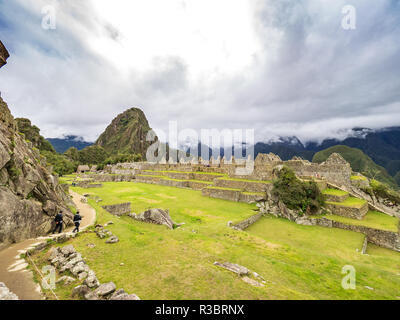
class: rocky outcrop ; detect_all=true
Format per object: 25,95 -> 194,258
95,107 -> 157,159
0,41 -> 9,69
129,208 -> 176,229
0,97 -> 73,245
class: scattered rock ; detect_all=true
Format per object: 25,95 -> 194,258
48,247 -> 60,261
106,236 -> 119,244
55,234 -> 68,243
84,271 -> 100,289
72,285 -> 90,299
78,272 -> 88,281
365,286 -> 374,291
61,245 -> 76,257
94,282 -> 116,297
241,276 -> 265,287
87,243 -> 96,249
0,282 -> 19,300
214,262 -> 250,276
71,262 -> 90,276
56,276 -> 76,286
110,292 -> 141,300
133,208 -> 176,229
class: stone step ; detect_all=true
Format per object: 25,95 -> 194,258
202,187 -> 266,203
214,178 -> 272,193
322,188 -> 349,202
326,197 -> 369,220
202,187 -> 242,202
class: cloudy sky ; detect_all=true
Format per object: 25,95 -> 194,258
0,0 -> 399,144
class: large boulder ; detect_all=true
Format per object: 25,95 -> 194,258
133,208 -> 176,229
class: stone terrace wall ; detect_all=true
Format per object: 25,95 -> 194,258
202,188 -> 241,202
326,202 -> 369,220
214,179 -> 272,193
89,174 -> 135,182
232,213 -> 263,230
102,203 -> 131,216
300,217 -> 400,252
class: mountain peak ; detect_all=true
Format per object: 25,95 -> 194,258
95,107 -> 157,158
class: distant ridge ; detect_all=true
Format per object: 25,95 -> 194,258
47,135 -> 93,153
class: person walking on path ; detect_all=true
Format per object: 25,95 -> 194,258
52,211 -> 64,234
72,211 -> 82,233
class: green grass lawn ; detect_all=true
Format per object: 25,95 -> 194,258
32,182 -> 400,300
327,197 -> 367,208
322,211 -> 399,232
323,188 -> 349,197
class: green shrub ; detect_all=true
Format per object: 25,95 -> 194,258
369,179 -> 400,204
273,167 -> 325,215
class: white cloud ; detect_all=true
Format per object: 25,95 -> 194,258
0,0 -> 399,144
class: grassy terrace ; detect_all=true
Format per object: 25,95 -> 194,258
322,211 -> 399,232
216,177 -> 272,183
327,197 -> 367,208
31,181 -> 400,300
242,192 -> 266,196
323,188 -> 349,197
32,181 -> 400,299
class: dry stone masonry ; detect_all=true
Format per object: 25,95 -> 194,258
50,245 -> 140,300
102,203 -> 132,216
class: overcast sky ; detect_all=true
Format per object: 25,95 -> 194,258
0,0 -> 399,144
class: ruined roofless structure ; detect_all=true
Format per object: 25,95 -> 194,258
0,40 -> 10,69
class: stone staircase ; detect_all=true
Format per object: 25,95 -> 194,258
323,188 -> 369,220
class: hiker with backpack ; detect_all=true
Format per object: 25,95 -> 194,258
52,211 -> 64,234
73,211 -> 83,233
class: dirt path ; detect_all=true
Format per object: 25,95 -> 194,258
0,190 -> 96,300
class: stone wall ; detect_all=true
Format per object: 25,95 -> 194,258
158,179 -> 189,188
298,217 -> 400,252
202,188 -> 241,202
326,202 -> 369,220
187,181 -> 210,191
232,213 -> 263,230
286,154 -> 352,187
82,184 -> 103,189
239,193 -> 266,203
101,203 -> 131,216
213,179 -> 272,193
86,174 -> 134,182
